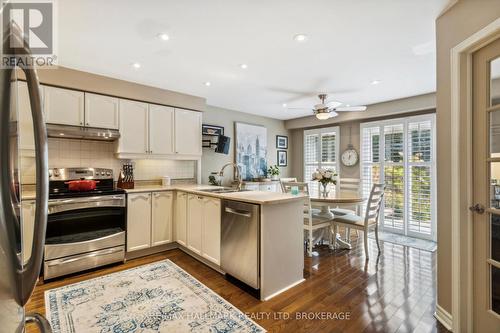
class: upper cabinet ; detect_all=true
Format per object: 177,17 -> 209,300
149,105 -> 174,155
117,99 -> 149,155
84,93 -> 119,129
174,108 -> 202,155
43,86 -> 84,126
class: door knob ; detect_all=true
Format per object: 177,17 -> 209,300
469,204 -> 485,214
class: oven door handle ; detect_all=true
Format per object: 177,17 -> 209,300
48,195 -> 125,214
49,195 -> 125,206
46,247 -> 123,267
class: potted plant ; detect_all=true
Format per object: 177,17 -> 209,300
312,168 -> 337,197
267,165 -> 280,181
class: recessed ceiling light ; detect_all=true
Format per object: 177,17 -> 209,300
293,34 -> 308,42
132,62 -> 141,69
157,33 -> 170,41
346,104 -> 351,107
239,63 -> 248,69
204,81 -> 211,87
282,103 -> 287,108
59,133 -> 65,136
371,80 -> 381,85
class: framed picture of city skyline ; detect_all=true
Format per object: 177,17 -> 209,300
235,122 -> 268,180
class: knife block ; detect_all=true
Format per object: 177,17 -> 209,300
117,173 -> 134,189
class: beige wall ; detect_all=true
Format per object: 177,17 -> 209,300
436,0 -> 500,316
201,105 -> 291,185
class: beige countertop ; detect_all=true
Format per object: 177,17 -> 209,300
124,184 -> 306,205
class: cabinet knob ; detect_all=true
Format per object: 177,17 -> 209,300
86,122 -> 89,126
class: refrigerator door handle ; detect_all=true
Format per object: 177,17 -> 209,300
10,22 -> 49,307
25,313 -> 52,333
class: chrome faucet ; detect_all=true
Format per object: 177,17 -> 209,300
219,162 -> 243,191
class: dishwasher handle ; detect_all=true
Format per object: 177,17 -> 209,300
224,207 -> 252,218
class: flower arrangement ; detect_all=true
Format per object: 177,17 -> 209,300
267,165 -> 280,177
311,168 -> 337,186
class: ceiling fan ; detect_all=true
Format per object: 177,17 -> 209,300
289,94 -> 367,120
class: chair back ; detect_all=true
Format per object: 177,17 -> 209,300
281,182 -> 312,218
338,178 -> 361,195
364,183 -> 386,227
280,178 -> 298,192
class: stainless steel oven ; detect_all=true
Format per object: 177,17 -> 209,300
44,168 -> 126,280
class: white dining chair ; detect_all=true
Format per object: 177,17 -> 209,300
331,183 -> 385,260
281,181 -> 332,256
279,178 -> 298,192
331,178 -> 361,239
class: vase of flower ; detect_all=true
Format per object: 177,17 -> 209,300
311,168 -> 337,198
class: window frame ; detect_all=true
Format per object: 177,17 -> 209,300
360,114 -> 436,241
303,126 -> 340,193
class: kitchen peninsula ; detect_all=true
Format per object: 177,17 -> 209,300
124,184 -> 306,301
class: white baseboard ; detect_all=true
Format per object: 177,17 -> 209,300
434,304 -> 453,331
262,278 -> 305,301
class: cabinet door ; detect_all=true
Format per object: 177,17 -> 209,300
85,93 -> 119,129
117,99 -> 149,154
175,192 -> 188,246
187,194 -> 203,255
202,197 -> 221,265
174,109 -> 201,155
43,85 -> 84,126
260,184 -> 278,192
127,193 -> 152,252
151,191 -> 173,246
149,104 -> 174,155
21,200 -> 36,264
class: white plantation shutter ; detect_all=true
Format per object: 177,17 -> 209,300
360,115 -> 436,240
407,120 -> 433,236
304,127 -> 339,194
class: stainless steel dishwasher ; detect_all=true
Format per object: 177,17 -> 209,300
221,200 -> 260,289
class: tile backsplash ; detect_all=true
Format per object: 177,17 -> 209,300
20,138 -> 196,184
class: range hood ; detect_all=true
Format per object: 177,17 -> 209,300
46,124 -> 120,141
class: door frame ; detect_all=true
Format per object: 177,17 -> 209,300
449,18 -> 500,333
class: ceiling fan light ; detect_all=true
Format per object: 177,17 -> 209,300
315,112 -> 331,120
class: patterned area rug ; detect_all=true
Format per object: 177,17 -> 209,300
45,260 -> 265,333
368,231 -> 437,252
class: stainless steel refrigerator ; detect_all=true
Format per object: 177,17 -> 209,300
0,20 -> 51,333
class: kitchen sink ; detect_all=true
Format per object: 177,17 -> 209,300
199,187 -> 249,194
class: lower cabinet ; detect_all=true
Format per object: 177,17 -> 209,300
185,194 -> 221,265
175,192 -> 188,246
127,191 -> 173,252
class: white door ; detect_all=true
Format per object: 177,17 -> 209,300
84,93 -> 119,129
21,200 -> 35,264
472,37 -> 500,332
175,192 -> 188,246
174,108 -> 201,155
151,191 -> 173,246
149,104 -> 174,155
43,85 -> 84,126
127,193 -> 152,252
187,194 -> 203,254
202,197 -> 221,265
117,99 -> 149,154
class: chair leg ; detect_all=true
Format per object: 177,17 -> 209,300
345,227 -> 350,241
375,226 -> 381,253
307,229 -> 313,257
363,230 -> 369,260
333,224 -> 338,250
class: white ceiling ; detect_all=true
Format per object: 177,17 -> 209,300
57,0 -> 447,120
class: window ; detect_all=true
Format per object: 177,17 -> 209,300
361,115 -> 436,240
304,126 -> 339,193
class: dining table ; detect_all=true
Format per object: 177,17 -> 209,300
309,190 -> 366,250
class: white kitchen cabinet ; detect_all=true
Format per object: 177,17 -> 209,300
187,194 -> 203,255
149,104 -> 174,155
201,197 -> 221,265
174,108 -> 201,155
43,85 -> 84,126
175,192 -> 188,246
117,99 -> 149,155
151,191 -> 173,246
127,193 -> 152,252
84,93 -> 119,129
21,200 -> 35,264
260,184 -> 279,192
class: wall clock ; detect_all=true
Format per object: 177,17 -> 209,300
341,126 -> 358,166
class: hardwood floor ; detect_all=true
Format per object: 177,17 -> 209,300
26,235 -> 449,333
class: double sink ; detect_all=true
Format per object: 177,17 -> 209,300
198,187 -> 249,194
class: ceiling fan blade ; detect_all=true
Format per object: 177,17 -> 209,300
287,107 -> 313,110
325,100 -> 343,108
333,106 -> 367,112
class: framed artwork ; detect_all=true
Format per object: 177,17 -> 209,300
235,122 -> 267,180
276,135 -> 288,149
202,124 -> 224,136
277,150 -> 287,167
